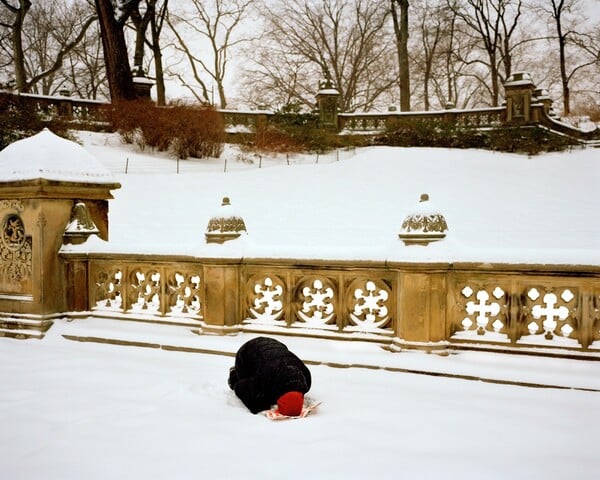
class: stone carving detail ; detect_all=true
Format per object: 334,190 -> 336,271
455,283 -> 580,346
399,194 -> 448,245
93,265 -> 202,318
168,272 -> 201,316
95,269 -> 123,309
0,214 -> 32,282
347,279 -> 392,332
401,211 -> 448,234
130,269 -> 161,313
0,200 -> 24,213
296,278 -> 336,326
205,197 -> 247,243
459,286 -> 507,336
244,274 -> 394,334
248,276 -> 285,323
525,287 -> 576,342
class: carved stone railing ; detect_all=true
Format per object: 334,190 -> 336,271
61,252 -> 600,355
447,267 -> 600,351
2,90 -> 595,144
338,107 -> 505,133
0,91 -> 111,126
219,109 -> 274,132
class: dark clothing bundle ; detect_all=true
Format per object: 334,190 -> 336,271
228,336 -> 312,414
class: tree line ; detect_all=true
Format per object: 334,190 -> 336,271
1,0 -> 598,116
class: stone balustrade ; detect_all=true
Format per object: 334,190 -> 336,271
338,107 -> 505,133
59,252 -> 600,356
0,91 -> 111,127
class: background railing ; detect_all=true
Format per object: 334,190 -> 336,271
3,91 -> 597,143
1,92 -> 111,126
338,107 -> 505,133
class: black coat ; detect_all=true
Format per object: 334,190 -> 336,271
228,337 -> 312,414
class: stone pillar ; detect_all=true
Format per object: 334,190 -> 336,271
0,129 -> 120,321
132,72 -> 155,101
392,271 -> 449,354
504,72 -> 536,123
392,194 -> 450,354
58,89 -> 73,119
316,79 -> 340,129
202,263 -> 241,333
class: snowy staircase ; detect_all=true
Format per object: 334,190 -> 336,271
0,317 -> 53,340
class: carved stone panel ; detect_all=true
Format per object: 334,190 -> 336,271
0,201 -> 32,296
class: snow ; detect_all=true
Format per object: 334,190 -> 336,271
2,130 -> 600,478
0,129 -> 117,184
1,322 -> 600,480
67,131 -> 600,266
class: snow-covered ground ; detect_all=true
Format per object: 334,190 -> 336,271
72,131 -> 600,265
2,327 -> 600,480
1,131 -> 600,479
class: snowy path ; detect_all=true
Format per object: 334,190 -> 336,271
1,331 -> 599,479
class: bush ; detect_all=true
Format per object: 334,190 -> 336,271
247,105 -> 364,154
112,100 -> 224,159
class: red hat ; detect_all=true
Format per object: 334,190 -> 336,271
277,391 -> 304,417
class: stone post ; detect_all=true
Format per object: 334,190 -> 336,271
202,262 -> 241,334
132,69 -> 155,101
0,129 -> 120,330
392,193 -> 450,354
392,271 -> 448,354
58,89 -> 73,119
316,79 -> 340,129
504,72 -> 536,123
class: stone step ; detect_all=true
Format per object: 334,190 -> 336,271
0,327 -> 45,340
0,318 -> 52,340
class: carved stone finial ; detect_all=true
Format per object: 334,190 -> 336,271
63,201 -> 99,245
398,193 -> 448,246
205,196 -> 247,244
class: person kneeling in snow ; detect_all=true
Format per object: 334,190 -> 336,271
228,336 -> 311,416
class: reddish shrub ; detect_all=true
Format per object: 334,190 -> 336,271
112,100 -> 224,159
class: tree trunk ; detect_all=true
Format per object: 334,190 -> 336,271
391,0 -> 410,111
94,0 -> 136,102
9,0 -> 31,93
151,18 -> 165,105
490,53 -> 499,107
555,10 -> 570,115
130,2 -> 152,73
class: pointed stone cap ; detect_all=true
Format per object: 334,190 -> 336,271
205,196 -> 247,244
63,201 -> 99,245
0,128 -> 117,185
399,193 -> 448,246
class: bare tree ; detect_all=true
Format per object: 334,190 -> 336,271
536,0 -> 599,115
0,0 -> 30,92
166,0 -> 254,108
64,17 -> 108,100
243,0 -> 394,112
94,0 -> 140,102
390,0 -> 410,111
148,0 -> 169,105
0,0 -> 96,93
446,0 -> 523,106
129,0 -> 169,105
411,0 -> 444,110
